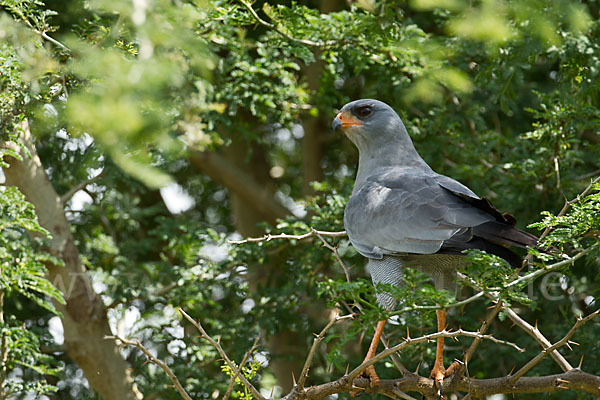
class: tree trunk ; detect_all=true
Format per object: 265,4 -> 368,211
3,120 -> 142,400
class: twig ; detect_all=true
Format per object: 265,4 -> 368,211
222,335 -> 261,400
106,282 -> 178,309
228,229 -> 346,244
108,335 -> 192,400
508,244 -> 598,289
505,308 -> 572,372
519,174 -> 600,271
16,13 -> 71,52
391,291 -> 486,315
463,301 -> 503,366
509,308 -> 600,384
381,334 -> 411,376
347,329 -> 524,381
312,229 -> 352,283
61,172 -> 104,204
456,273 -> 573,373
179,308 -> 266,400
297,313 -> 354,389
238,0 -> 335,48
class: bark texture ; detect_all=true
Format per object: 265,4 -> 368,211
3,121 -> 142,400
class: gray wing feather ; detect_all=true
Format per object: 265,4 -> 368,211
344,168 -> 494,258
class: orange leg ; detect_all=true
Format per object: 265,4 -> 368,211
362,319 -> 386,386
429,309 -> 447,394
429,309 -> 460,396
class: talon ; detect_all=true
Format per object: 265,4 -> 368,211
365,365 -> 380,386
430,364 -> 445,396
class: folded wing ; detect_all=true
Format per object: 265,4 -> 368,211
344,168 -> 537,265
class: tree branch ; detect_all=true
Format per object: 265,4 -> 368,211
347,329 -> 524,382
179,308 -> 266,400
61,172 -> 104,204
505,307 -> 572,372
463,301 -> 503,366
223,335 -> 261,400
228,229 -> 347,244
509,308 -> 600,384
2,120 -> 141,400
297,313 -> 354,389
109,335 -> 192,400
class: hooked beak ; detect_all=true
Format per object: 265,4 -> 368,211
332,111 -> 362,131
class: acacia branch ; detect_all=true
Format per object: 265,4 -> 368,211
455,273 -> 574,373
463,301 -> 503,366
178,308 -> 266,400
109,335 -> 192,400
505,307 -> 572,372
228,229 -> 346,244
509,308 -> 600,384
297,313 -> 354,389
222,335 -> 261,400
508,244 -> 598,289
347,329 -> 524,382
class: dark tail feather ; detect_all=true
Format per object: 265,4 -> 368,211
472,221 -> 538,249
440,237 -> 523,267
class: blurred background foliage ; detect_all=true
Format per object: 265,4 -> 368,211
0,0 -> 599,399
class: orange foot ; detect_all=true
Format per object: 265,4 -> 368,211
350,365 -> 380,397
429,361 -> 461,397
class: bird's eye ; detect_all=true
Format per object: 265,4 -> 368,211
357,107 -> 372,118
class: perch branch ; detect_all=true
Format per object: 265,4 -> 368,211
347,329 -> 524,382
457,272 -> 575,372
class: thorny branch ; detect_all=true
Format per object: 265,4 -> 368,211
108,335 -> 192,400
228,229 -> 346,244
225,181 -> 600,398
347,329 -> 524,382
297,313 -> 354,389
518,174 -> 600,271
509,308 -> 600,384
179,308 -> 266,400
223,335 -> 261,400
505,307 -> 572,372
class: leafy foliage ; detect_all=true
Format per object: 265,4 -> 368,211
0,0 -> 599,399
0,186 -> 63,398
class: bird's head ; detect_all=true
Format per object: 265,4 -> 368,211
332,99 -> 403,147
